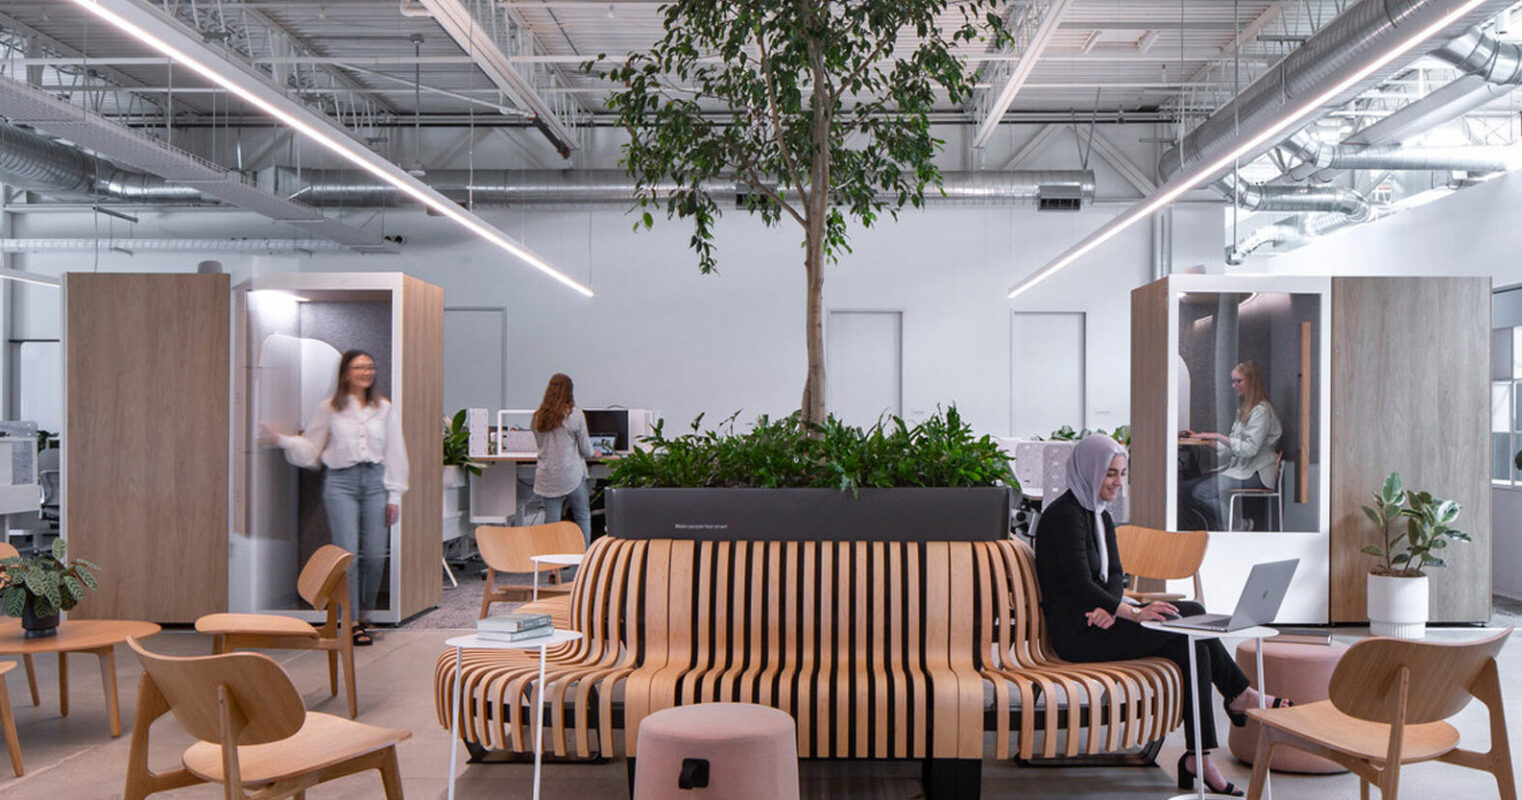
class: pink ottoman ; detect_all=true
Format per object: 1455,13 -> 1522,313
633,703 -> 800,800
1228,638 -> 1351,774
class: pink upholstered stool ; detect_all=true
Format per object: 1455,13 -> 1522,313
1228,638 -> 1351,774
633,703 -> 800,800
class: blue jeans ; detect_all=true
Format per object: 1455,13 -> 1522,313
538,480 -> 591,545
324,462 -> 389,617
1180,472 -> 1265,531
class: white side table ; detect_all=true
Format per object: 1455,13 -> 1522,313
445,629 -> 584,800
530,553 -> 584,600
1142,622 -> 1278,800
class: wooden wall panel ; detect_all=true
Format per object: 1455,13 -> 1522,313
65,273 -> 229,622
1129,278 -> 1170,529
399,275 -> 443,619
1329,277 -> 1491,622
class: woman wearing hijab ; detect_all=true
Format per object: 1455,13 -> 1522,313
1034,434 -> 1288,796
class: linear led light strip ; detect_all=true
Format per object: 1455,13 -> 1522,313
1006,0 -> 1490,301
65,0 -> 594,298
0,268 -> 60,288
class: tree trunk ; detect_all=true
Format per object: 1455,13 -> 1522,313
801,32 -> 830,429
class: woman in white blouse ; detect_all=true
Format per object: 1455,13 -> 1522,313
264,349 -> 409,645
1180,359 -> 1281,531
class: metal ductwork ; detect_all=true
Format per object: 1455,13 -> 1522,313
1280,129 -> 1521,177
278,168 -> 1097,209
1433,26 -> 1522,82
1227,204 -> 1390,263
0,238 -> 354,253
0,123 -> 207,203
1159,0 -> 1511,182
1216,175 -> 1374,218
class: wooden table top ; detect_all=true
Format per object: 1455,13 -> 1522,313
1178,437 -> 1216,446
0,619 -> 160,655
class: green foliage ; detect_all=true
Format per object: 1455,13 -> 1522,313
608,406 -> 1016,494
442,410 -> 485,476
594,0 -> 1009,272
1360,471 -> 1471,577
1043,425 -> 1130,446
0,538 -> 100,620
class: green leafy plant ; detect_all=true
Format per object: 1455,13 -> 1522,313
593,1 -> 1009,426
1360,471 -> 1471,577
1044,425 -> 1130,446
608,406 -> 1016,494
442,410 -> 485,476
0,538 -> 99,619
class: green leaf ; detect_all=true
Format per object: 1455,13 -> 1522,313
0,587 -> 22,618
1361,545 -> 1385,557
51,537 -> 66,562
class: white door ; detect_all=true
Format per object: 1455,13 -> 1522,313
827,311 -> 902,428
1010,312 -> 1085,438
444,308 -> 506,414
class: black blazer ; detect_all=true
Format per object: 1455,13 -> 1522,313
1034,490 -> 1125,652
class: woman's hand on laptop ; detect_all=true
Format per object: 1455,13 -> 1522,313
1135,601 -> 1180,622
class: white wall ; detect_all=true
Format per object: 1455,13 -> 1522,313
7,124 -> 1202,442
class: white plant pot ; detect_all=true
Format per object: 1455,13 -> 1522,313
442,465 -> 466,489
1367,573 -> 1428,639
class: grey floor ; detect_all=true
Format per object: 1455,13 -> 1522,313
2,581 -> 1519,799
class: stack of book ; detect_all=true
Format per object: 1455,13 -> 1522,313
1271,626 -> 1333,646
477,612 -> 554,642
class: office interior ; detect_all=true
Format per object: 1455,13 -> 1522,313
1,1 -> 1521,798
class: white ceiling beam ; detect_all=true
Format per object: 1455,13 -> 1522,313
972,0 -> 1077,149
417,0 -> 579,155
999,123 -> 1062,171
1079,126 -> 1159,195
62,0 -> 590,295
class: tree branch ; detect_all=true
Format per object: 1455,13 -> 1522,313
756,27 -> 808,209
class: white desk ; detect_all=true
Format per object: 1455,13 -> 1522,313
445,629 -> 584,800
1142,622 -> 1277,800
468,455 -> 619,525
530,554 -> 584,600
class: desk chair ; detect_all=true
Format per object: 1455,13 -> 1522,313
476,521 -> 586,619
1226,453 -> 1285,532
1115,525 -> 1207,605
1244,628 -> 1515,800
194,545 -> 359,718
123,638 -> 409,800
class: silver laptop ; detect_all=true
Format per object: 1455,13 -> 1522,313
1161,559 -> 1299,633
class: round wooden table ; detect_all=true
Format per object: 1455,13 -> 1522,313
0,618 -> 160,737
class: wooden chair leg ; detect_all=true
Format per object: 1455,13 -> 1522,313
327,651 -> 339,698
478,571 -> 495,620
342,645 -> 357,719
1246,727 -> 1274,800
1360,777 -> 1371,800
0,677 -> 21,776
20,655 -> 36,706
377,746 -> 403,799
57,652 -> 67,717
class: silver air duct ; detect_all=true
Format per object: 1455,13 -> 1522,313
1432,26 -> 1522,82
1159,0 -> 1511,182
1216,176 -> 1374,219
1227,205 -> 1390,263
0,123 -> 206,203
1280,129 -> 1520,177
277,168 -> 1097,209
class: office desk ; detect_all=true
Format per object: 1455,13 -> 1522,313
468,454 -> 620,525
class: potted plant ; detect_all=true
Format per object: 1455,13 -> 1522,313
0,539 -> 99,638
606,407 -> 1016,541
1361,472 -> 1471,638
442,409 -> 485,489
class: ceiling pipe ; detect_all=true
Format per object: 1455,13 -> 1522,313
276,168 -> 1099,208
0,123 -> 207,203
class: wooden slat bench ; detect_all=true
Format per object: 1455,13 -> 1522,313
435,537 -> 1183,797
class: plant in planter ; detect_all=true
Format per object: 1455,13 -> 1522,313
606,407 -> 1016,541
442,410 -> 485,488
0,539 -> 99,638
1361,471 -> 1471,638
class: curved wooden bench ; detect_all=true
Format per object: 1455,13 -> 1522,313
977,540 -> 1182,760
434,537 -> 1183,795
433,536 -> 655,758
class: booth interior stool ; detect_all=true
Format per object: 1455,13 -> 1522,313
632,702 -> 800,800
1229,637 -> 1351,773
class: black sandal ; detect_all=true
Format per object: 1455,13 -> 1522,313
1177,752 -> 1244,797
352,624 -> 374,647
1224,693 -> 1292,727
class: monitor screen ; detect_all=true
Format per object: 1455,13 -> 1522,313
583,409 -> 628,451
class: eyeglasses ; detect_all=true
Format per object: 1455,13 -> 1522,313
350,365 -> 376,373
1230,377 -> 1244,385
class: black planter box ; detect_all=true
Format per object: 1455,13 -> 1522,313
604,486 -> 1012,542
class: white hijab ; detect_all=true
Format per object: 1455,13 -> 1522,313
1065,434 -> 1127,580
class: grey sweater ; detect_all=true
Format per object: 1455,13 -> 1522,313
533,407 -> 594,497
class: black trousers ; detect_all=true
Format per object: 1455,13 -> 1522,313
1051,601 -> 1250,750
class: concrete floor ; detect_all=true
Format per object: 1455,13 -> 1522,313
0,621 -> 1517,799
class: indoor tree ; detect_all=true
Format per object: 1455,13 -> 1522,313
598,1 -> 1008,426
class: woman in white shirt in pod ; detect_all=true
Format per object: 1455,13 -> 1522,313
531,373 -> 595,545
266,349 -> 409,645
1180,359 -> 1281,531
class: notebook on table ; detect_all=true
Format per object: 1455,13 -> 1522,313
1160,559 -> 1299,633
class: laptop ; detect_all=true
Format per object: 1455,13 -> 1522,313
1160,559 -> 1299,633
